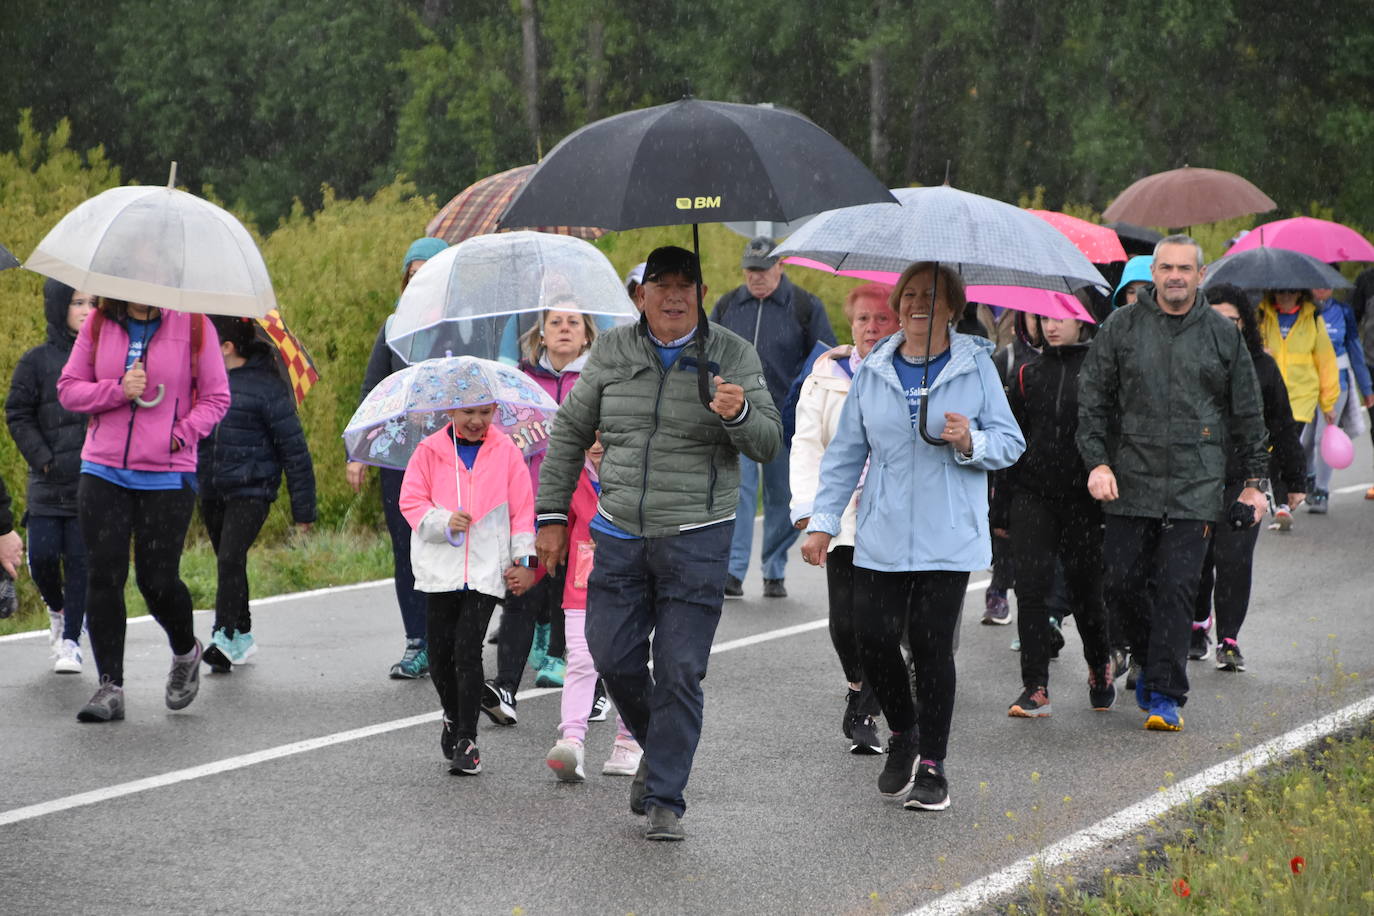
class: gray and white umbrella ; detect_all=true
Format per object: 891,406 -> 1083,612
772,185 -> 1108,293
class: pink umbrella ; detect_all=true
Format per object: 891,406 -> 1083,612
781,257 -> 1096,323
1028,210 -> 1128,264
1226,216 -> 1374,263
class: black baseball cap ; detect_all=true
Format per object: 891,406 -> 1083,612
741,235 -> 779,270
642,245 -> 702,283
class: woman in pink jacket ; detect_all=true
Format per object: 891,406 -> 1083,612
399,404 -> 536,776
57,298 -> 230,723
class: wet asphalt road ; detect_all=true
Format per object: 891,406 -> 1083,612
1,462 -> 1372,915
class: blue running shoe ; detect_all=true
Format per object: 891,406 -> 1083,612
389,639 -> 429,679
1145,692 -> 1183,731
528,622 -> 551,672
227,631 -> 258,665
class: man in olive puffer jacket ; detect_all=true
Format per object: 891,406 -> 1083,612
536,246 -> 781,841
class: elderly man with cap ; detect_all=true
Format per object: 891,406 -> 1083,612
535,245 -> 782,841
711,236 -> 835,598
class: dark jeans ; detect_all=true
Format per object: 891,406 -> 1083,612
25,514 -> 88,641
79,475 -> 197,686
1103,516 -> 1211,705
1011,493 -> 1111,689
380,467 -> 426,643
853,567 -> 969,762
989,532 -> 1014,592
494,574 -> 555,691
426,589 -> 499,741
202,496 -> 271,635
585,523 -> 731,817
1194,485 -> 1261,643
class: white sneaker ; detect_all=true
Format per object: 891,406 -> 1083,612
546,737 -> 586,782
1270,506 -> 1293,532
48,611 -> 65,654
54,638 -> 82,674
602,736 -> 644,776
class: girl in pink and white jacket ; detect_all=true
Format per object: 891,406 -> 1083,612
57,298 -> 230,724
544,436 -> 643,782
399,404 -> 536,776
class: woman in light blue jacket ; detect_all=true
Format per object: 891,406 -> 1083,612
801,261 -> 1025,813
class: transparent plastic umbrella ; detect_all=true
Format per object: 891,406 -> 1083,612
342,355 -> 559,470
25,171 -> 275,317
385,231 -> 638,365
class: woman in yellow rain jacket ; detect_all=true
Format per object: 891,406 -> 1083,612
1256,289 -> 1339,436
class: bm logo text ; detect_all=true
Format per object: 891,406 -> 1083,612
675,196 -> 722,209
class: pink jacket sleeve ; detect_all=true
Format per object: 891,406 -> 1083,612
399,443 -> 437,532
507,444 -> 536,539
57,317 -> 127,415
173,320 -> 230,446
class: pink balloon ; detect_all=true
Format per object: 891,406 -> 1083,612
1321,424 -> 1355,470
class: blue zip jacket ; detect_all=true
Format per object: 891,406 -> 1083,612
808,332 -> 1025,572
1317,298 -> 1374,395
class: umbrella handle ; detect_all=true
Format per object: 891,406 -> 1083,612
135,384 -> 166,408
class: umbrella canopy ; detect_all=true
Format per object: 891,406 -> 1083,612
426,165 -> 605,245
1028,210 -> 1127,263
780,257 -> 1095,322
1225,216 -> 1374,263
772,186 -> 1108,293
1102,166 -> 1276,228
1104,221 -> 1163,257
0,241 -> 19,271
1203,247 -> 1351,292
343,355 -> 559,469
254,309 -> 320,405
498,99 -> 896,230
25,185 -> 275,317
387,231 -> 639,365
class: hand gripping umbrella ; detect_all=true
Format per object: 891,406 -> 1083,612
497,98 -> 896,406
773,184 -> 1108,446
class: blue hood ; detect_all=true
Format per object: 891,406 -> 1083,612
1113,255 -> 1154,306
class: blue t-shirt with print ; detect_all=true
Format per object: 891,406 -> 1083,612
892,347 -> 951,428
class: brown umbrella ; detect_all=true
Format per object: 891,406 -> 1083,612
426,165 -> 605,244
1102,166 -> 1276,228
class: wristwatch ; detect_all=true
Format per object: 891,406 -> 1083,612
1242,478 -> 1270,491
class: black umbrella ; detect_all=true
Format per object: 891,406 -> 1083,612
1203,247 -> 1350,291
498,98 -> 896,404
1104,221 -> 1162,257
0,242 -> 19,271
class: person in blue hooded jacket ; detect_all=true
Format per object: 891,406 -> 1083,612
1112,255 -> 1153,308
801,261 -> 1025,813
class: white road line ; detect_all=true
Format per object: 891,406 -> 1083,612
1331,481 -> 1374,495
0,577 -> 988,828
905,692 -> 1374,916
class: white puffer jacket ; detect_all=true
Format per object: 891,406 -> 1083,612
789,344 -> 863,550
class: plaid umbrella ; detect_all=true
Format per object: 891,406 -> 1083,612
0,241 -> 19,271
254,309 -> 319,405
426,165 -> 605,245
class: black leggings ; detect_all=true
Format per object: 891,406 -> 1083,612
826,546 -> 864,684
854,567 -> 969,761
79,475 -> 197,686
427,589 -> 499,740
202,497 -> 271,635
1194,485 -> 1262,642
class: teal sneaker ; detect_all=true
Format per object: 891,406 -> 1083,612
204,628 -> 235,673
227,631 -> 258,665
389,639 -> 429,679
534,656 -> 566,688
527,622 -> 551,672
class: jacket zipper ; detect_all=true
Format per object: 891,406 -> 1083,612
169,398 -> 180,467
637,351 -> 673,534
1162,316 -> 1174,526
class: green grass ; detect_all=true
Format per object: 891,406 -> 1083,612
1013,722 -> 1374,915
0,527 -> 393,637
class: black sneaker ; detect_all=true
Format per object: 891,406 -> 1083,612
762,578 -> 787,598
724,575 -> 744,598
630,758 -> 649,815
1216,639 -> 1246,672
480,679 -> 518,726
440,716 -> 456,760
849,715 -> 883,755
842,688 -> 862,739
449,738 -> 481,775
1088,665 -> 1117,711
645,805 -> 685,841
904,761 -> 950,811
1008,686 -> 1051,718
1188,626 -> 1210,660
878,732 -> 920,797
588,679 -> 610,722
202,642 -> 233,674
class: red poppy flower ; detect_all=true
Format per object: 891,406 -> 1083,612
1290,856 -> 1306,874
1173,878 -> 1191,898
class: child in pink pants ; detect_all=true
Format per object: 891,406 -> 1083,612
545,438 -> 642,781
